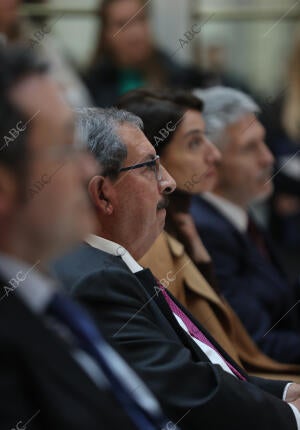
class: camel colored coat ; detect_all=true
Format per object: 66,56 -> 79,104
139,232 -> 300,382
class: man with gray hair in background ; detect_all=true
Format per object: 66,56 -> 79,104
191,86 -> 300,365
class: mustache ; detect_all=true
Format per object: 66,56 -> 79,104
157,197 -> 169,210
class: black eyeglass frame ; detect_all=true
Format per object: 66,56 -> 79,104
118,155 -> 162,181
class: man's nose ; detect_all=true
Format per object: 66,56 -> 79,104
205,137 -> 222,164
159,165 -> 176,195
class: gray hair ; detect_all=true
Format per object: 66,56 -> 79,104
75,107 -> 143,178
193,86 -> 260,147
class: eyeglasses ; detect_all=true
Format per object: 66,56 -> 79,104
118,155 -> 162,182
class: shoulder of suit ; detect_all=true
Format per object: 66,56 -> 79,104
191,203 -> 235,239
72,264 -> 149,303
0,284 -> 41,342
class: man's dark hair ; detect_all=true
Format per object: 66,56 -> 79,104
117,88 -> 203,155
0,46 -> 47,177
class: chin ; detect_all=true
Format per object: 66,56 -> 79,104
206,175 -> 218,189
261,182 -> 274,198
253,185 -> 274,204
194,179 -> 216,195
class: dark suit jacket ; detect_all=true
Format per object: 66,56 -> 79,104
52,243 -> 297,430
0,275 -> 145,430
190,195 -> 300,364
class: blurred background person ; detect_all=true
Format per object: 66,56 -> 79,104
191,86 -> 300,364
85,0 -> 206,107
118,88 -> 300,378
200,43 -> 254,96
262,29 -> 300,283
0,0 -> 92,106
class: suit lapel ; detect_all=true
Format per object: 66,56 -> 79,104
162,233 -> 237,346
134,269 -> 211,361
195,197 -> 285,280
134,269 -> 248,380
252,222 -> 287,277
182,259 -> 223,306
242,232 -> 287,282
165,234 -> 222,306
166,287 -> 249,380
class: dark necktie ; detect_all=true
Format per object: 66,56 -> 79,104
46,292 -> 174,430
158,283 -> 246,381
247,217 -> 271,261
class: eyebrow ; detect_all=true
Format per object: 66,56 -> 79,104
183,129 -> 205,138
139,153 -> 156,162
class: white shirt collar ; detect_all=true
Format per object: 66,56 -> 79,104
85,234 -> 143,274
0,253 -> 57,313
202,192 -> 248,233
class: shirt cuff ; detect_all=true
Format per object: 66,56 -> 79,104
283,383 -> 293,400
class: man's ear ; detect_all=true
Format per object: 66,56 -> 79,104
88,175 -> 114,215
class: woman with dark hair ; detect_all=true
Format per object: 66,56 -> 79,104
118,88 -> 220,277
118,88 -> 300,379
86,0 -> 205,107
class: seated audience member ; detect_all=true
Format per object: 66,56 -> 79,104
0,47 -> 175,430
117,88 -> 300,379
262,31 -> 300,278
53,105 -> 300,430
85,0 -> 206,107
191,86 -> 300,364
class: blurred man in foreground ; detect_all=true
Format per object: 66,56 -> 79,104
0,47 -> 175,430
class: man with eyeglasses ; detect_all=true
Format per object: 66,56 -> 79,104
66,107 -> 175,263
53,106 -> 300,430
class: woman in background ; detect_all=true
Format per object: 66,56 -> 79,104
118,89 -> 220,283
86,0 -> 205,107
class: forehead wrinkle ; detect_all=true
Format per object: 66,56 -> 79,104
129,151 -> 156,166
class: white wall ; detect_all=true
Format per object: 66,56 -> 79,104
41,0 -> 298,95
47,0 -> 192,68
